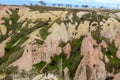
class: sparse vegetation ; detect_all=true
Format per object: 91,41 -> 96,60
89,12 -> 120,73
68,35 -> 84,78
102,40 -> 120,73
0,9 -> 20,42
0,8 -> 54,69
0,4 -> 120,80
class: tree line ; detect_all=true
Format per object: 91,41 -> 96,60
38,0 -> 109,9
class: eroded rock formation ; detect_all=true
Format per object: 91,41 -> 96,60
0,5 -> 120,80
74,33 -> 106,80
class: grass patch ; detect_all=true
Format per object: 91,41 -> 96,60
102,40 -> 120,73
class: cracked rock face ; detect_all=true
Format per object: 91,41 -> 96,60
74,33 -> 106,80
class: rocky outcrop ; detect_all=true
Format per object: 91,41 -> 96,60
39,22 -> 70,60
74,33 -> 106,80
77,12 -> 89,19
104,55 -> 109,63
100,40 -> 108,49
9,44 -> 33,71
0,25 -> 7,35
81,33 -> 97,56
63,43 -> 71,59
114,33 -> 120,48
0,42 -> 5,58
101,18 -> 120,41
113,73 -> 120,80
116,46 -> 120,59
114,33 -> 120,59
1,5 -> 120,79
64,67 -> 70,80
10,22 -> 70,71
0,37 -> 11,58
0,6 -> 30,24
